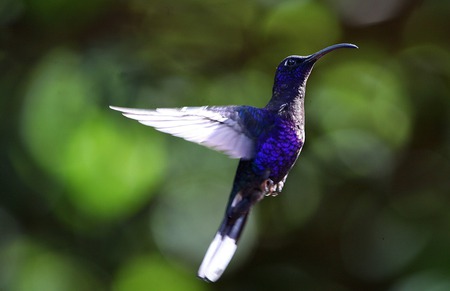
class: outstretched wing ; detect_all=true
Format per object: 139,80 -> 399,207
110,105 -> 260,159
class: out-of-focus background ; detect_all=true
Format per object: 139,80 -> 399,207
1,0 -> 449,290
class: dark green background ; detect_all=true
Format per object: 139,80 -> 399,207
1,0 -> 449,290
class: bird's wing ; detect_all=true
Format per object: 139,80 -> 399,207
110,105 -> 259,159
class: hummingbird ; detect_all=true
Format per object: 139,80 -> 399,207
110,43 -> 357,282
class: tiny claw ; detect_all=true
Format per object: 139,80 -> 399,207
275,175 -> 287,193
276,180 -> 285,193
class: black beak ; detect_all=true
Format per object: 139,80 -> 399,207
306,43 -> 358,63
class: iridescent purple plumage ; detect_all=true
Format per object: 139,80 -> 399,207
110,43 -> 358,282
254,116 -> 304,184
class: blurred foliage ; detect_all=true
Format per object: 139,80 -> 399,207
1,0 -> 449,290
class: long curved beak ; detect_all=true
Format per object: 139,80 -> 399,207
306,43 -> 358,62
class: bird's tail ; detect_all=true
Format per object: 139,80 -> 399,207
198,176 -> 267,282
197,210 -> 249,282
198,159 -> 269,282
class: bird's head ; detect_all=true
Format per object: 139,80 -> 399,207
272,43 -> 358,99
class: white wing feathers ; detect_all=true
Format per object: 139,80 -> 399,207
110,106 -> 255,159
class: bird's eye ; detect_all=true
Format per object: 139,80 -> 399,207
284,58 -> 297,67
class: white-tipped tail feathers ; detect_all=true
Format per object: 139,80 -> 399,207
198,233 -> 238,282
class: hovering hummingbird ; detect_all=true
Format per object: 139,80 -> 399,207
110,43 -> 357,282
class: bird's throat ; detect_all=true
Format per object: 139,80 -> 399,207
266,86 -> 305,114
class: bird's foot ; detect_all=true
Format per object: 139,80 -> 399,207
262,179 -> 279,197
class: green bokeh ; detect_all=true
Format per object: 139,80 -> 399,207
20,49 -> 167,222
2,0 -> 450,289
264,1 -> 341,58
0,239 -> 103,291
310,59 -> 411,149
113,254 -> 206,291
